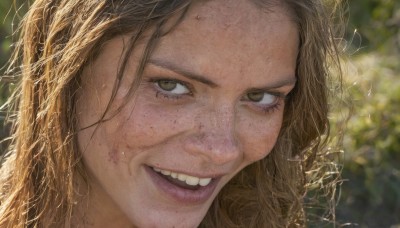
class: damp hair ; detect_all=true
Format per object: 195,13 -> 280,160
0,0 -> 345,227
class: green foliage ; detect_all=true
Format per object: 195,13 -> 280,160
0,0 -> 17,153
336,54 -> 400,227
0,0 -> 27,74
0,1 -> 27,155
0,4 -> 12,73
347,0 -> 400,54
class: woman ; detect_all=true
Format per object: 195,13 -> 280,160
0,0 -> 343,227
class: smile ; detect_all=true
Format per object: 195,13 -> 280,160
146,165 -> 220,204
153,167 -> 212,187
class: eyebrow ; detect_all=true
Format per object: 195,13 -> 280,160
148,58 -> 219,88
251,77 -> 297,91
147,58 -> 297,90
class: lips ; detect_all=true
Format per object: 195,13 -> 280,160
153,167 -> 212,188
145,165 -> 220,204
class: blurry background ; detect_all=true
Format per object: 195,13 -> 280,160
335,1 -> 400,227
0,0 -> 399,227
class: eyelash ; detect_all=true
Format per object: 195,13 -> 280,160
243,91 -> 286,114
148,77 -> 286,114
255,99 -> 283,114
149,78 -> 193,100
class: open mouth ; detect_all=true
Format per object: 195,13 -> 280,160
152,167 -> 213,190
145,165 -> 220,204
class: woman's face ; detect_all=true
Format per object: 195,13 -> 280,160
76,0 -> 298,227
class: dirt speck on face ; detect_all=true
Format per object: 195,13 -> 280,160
108,149 -> 119,165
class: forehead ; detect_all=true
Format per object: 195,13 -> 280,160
150,0 -> 299,86
189,0 -> 293,30
169,0 -> 296,43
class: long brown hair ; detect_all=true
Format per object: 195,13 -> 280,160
0,0 -> 344,227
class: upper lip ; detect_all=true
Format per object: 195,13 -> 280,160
148,165 -> 226,179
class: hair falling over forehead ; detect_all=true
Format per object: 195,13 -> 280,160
0,0 -> 345,227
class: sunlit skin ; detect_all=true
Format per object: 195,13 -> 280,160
75,0 -> 299,227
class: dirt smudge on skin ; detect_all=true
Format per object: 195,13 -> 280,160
108,149 -> 119,165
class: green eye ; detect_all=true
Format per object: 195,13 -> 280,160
154,79 -> 190,95
245,91 -> 277,106
247,91 -> 264,102
158,80 -> 177,91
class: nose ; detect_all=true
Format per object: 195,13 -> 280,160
184,105 -> 241,166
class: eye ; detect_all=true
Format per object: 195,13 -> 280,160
156,79 -> 190,95
246,91 -> 277,105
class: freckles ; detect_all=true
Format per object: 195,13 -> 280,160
245,142 -> 274,163
172,119 -> 177,130
105,131 -> 130,165
241,117 -> 281,162
107,148 -> 120,165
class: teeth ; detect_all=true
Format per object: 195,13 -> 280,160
153,167 -> 213,187
185,176 -> 199,186
199,178 -> 212,186
178,173 -> 187,182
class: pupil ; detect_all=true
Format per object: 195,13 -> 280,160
159,80 -> 177,91
248,92 -> 263,102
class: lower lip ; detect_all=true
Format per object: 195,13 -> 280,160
145,165 -> 220,205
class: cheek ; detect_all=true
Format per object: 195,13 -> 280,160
238,112 -> 283,163
110,101 -> 194,153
